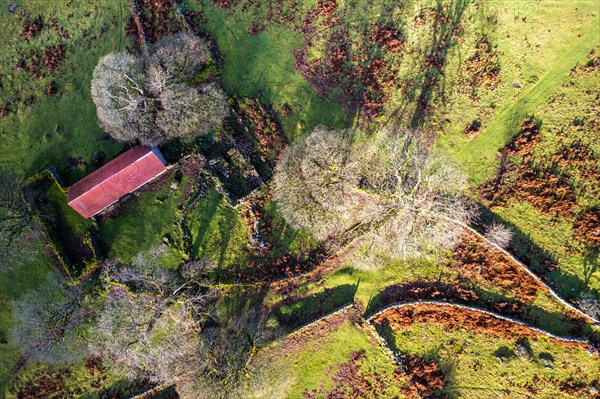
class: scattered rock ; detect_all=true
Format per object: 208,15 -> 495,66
494,346 -> 514,365
539,353 -> 554,369
512,82 -> 522,88
8,2 -> 17,14
515,343 -> 531,360
464,119 -> 482,138
589,386 -> 599,395
587,343 -> 600,356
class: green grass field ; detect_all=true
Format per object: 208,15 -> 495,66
188,188 -> 249,268
0,2 -> 128,390
437,0 -> 599,183
94,176 -> 185,266
267,247 -> 593,338
1,0 -> 598,396
380,321 -> 600,398
246,319 -> 408,399
187,0 -> 353,140
0,0 -> 127,181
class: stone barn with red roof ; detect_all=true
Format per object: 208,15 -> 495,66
67,146 -> 167,218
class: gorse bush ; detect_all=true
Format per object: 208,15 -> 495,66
91,32 -> 228,145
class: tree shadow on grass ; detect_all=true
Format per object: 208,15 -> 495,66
25,177 -> 94,277
191,190 -> 221,256
78,379 -> 153,399
215,205 -> 239,268
408,0 -> 470,128
582,248 -> 599,289
272,283 -> 359,331
475,205 -> 599,301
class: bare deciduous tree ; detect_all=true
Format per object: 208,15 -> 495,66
354,127 -> 475,266
175,345 -> 294,399
274,126 -> 476,267
148,32 -> 211,88
90,52 -> 156,144
10,278 -> 89,364
156,82 -> 228,141
227,353 -> 295,399
92,249 -> 220,384
105,250 -> 179,295
175,302 -> 279,399
181,256 -> 217,285
91,33 -> 228,145
92,286 -> 202,383
273,126 -> 374,240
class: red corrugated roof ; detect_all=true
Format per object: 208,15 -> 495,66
67,146 -> 167,218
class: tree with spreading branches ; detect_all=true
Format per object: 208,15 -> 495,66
90,249 -> 219,384
91,32 -> 228,145
274,126 -> 475,268
10,278 -> 89,364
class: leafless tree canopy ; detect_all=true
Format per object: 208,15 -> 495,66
91,250 -> 220,384
91,32 -> 228,145
10,278 -> 88,364
91,52 -> 156,144
273,126 -> 374,240
155,82 -> 227,141
92,286 -> 202,383
274,126 -> 476,267
176,300 -> 280,399
148,31 -> 211,91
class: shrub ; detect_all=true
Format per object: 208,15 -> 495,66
484,221 -> 513,249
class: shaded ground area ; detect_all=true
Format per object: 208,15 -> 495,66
272,284 -> 357,331
479,117 -> 581,218
26,177 -> 95,277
